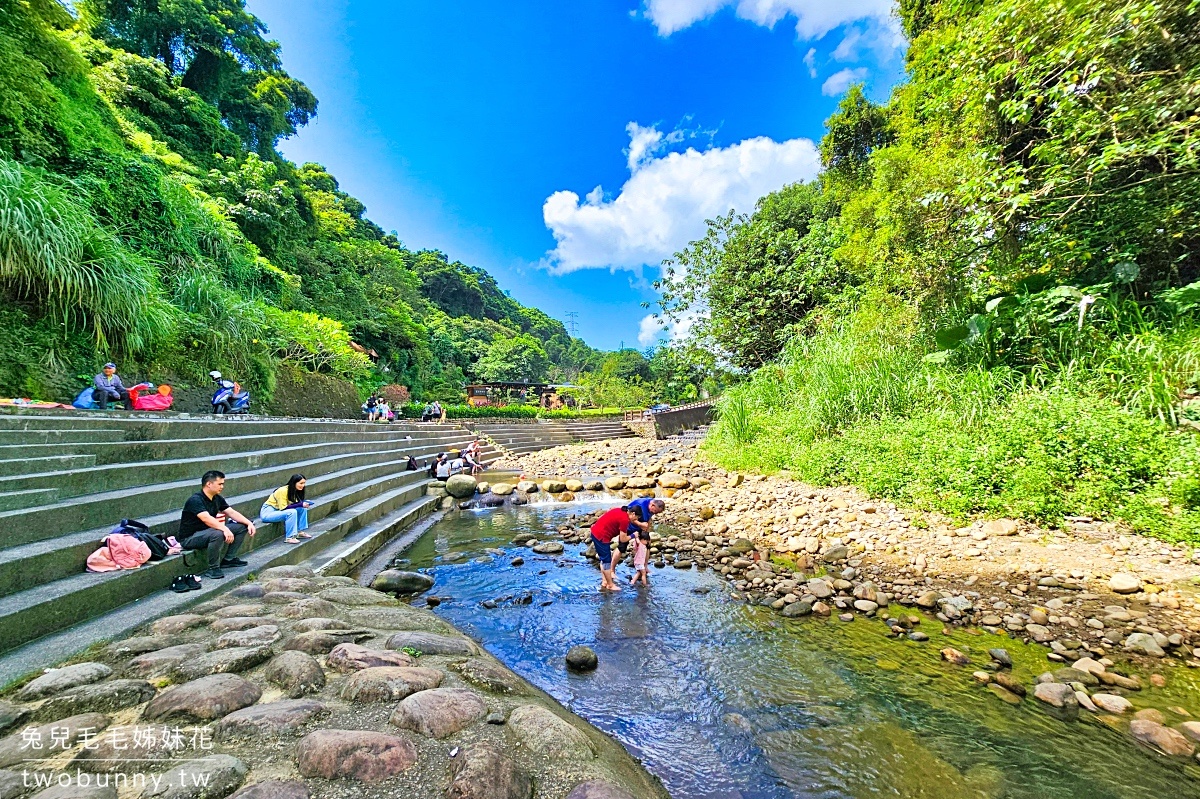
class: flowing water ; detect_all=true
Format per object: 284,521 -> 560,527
392,502 -> 1200,799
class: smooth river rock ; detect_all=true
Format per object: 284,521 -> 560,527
385,631 -> 479,656
296,729 -> 417,782
327,643 -> 415,672
389,688 -> 487,739
228,782 -> 311,799
1129,719 -> 1196,757
263,651 -> 325,698
143,675 -> 261,723
370,570 -> 435,595
447,744 -> 532,799
213,699 -> 329,740
338,667 -> 443,703
565,646 -> 598,672
36,679 -> 156,720
506,705 -> 595,760
1108,573 -> 1142,594
141,754 -> 247,799
19,663 -> 113,699
566,781 -> 637,799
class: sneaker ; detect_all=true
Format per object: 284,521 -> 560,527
169,576 -> 190,593
184,574 -> 202,591
220,557 -> 248,567
203,567 -> 226,579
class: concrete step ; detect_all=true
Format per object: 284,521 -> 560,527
0,411 -> 443,439
0,449 -> 456,599
0,430 -> 472,500
0,454 -> 98,477
0,435 -> 480,548
0,485 -> 440,667
0,428 -> 455,464
0,429 -> 127,444
0,487 -> 59,511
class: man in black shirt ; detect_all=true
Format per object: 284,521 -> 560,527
179,470 -> 257,579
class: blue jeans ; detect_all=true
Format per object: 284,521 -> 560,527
260,505 -> 309,539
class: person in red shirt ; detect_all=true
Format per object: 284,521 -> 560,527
590,506 -> 639,591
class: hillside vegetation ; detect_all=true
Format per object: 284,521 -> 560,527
0,0 -> 716,411
659,0 -> 1200,540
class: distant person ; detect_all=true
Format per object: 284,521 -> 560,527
428,453 -> 444,478
179,470 -> 256,579
630,529 -> 651,586
376,399 -> 390,423
590,505 -> 639,592
261,473 -> 314,544
464,438 -> 484,474
406,455 -> 420,471
92,362 -> 131,410
421,402 -> 435,422
364,393 -> 380,421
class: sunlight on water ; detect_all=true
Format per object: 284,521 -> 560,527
395,503 -> 1200,799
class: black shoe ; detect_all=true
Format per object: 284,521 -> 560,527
220,557 -> 248,567
203,567 -> 226,579
184,574 -> 202,591
169,576 -> 190,593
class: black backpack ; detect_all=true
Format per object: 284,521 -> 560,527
110,519 -> 170,561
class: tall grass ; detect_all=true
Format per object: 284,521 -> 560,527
0,159 -> 174,353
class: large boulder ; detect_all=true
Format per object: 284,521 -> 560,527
370,570 -> 434,595
446,475 -> 479,499
385,631 -> 479,656
491,483 -> 515,496
141,754 -> 247,798
142,675 -> 261,723
19,663 -> 112,700
506,705 -> 594,759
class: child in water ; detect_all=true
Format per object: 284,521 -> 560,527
630,528 -> 651,586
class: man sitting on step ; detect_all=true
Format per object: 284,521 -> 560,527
178,470 -> 257,579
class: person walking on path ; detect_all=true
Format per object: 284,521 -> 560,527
92,362 -> 131,410
179,470 -> 256,579
590,505 -> 639,592
261,473 -> 314,544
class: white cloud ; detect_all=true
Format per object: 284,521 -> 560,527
643,0 -> 896,41
831,26 -> 863,61
638,314 -> 667,346
821,66 -> 868,96
803,47 -> 817,77
541,124 -> 821,274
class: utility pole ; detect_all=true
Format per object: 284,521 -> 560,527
564,311 -> 579,336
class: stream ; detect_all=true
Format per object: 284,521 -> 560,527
384,501 -> 1200,798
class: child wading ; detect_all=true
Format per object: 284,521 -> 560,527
630,528 -> 651,586
590,505 -> 639,592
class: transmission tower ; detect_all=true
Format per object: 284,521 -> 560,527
564,311 -> 579,336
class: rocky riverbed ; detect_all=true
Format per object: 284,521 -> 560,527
0,567 -> 667,799
478,429 -> 1200,767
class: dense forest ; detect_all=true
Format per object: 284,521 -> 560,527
660,0 -> 1200,539
0,0 -> 716,412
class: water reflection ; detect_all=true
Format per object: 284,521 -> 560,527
397,503 -> 1200,799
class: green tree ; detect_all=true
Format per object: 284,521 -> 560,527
475,334 -> 551,384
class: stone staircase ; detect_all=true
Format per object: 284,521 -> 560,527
0,410 -> 496,685
470,419 -> 637,456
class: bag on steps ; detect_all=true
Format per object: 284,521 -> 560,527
110,518 -> 170,561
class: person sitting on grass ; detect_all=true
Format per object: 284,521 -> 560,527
261,473 -> 314,544
179,470 -> 256,579
93,362 -> 131,410
590,505 -> 640,592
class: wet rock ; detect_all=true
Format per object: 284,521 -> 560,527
988,649 -> 1012,668
491,483 -> 515,496
540,480 -> 567,493
993,673 -> 1026,697
447,743 -> 532,799
446,475 -> 479,499
143,675 -> 261,723
284,631 -> 372,655
1033,683 -> 1078,713
174,646 -> 272,681
1108,573 -> 1142,594
516,481 -> 539,494
940,648 -> 969,666
151,615 -> 208,635
296,729 -> 417,782
1025,624 -> 1054,643
988,684 -> 1023,705
452,659 -> 526,695
213,699 -> 328,740
107,637 -> 177,658
215,626 -> 280,649
510,557 -> 524,567
36,679 -> 156,720
1124,633 -> 1165,657
370,570 -> 434,595
532,541 -> 564,555
1052,667 -> 1098,687
142,754 -> 247,798
20,663 -> 113,699
1130,719 -> 1195,757
0,713 -> 110,768
565,782 -> 635,799
385,631 -> 479,656
1097,671 -> 1142,690
389,688 -> 487,739
263,651 -> 325,698
1179,721 -> 1200,743
338,667 -> 443,703
327,643 -> 415,672
1091,694 -> 1132,714
506,705 -> 595,759
565,646 -> 598,672
228,783 -> 311,799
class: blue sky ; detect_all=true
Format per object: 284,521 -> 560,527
246,0 -> 906,351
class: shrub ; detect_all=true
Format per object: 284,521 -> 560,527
379,384 -> 410,406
